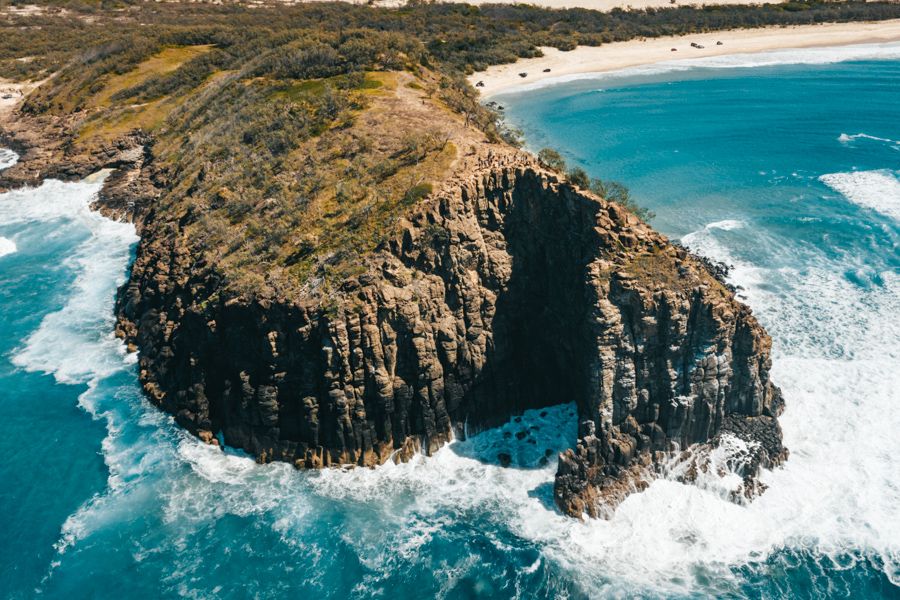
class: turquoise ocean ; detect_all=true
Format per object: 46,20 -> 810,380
1,42 -> 898,598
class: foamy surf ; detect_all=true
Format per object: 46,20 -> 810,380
0,147 -> 17,170
665,218 -> 900,591
0,173 -> 144,565
5,175 -> 138,384
681,219 -> 766,302
820,169 -> 900,222
838,132 -> 900,149
0,235 -> 15,257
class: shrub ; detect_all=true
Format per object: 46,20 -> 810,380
403,182 -> 433,205
567,167 -> 590,188
590,178 -> 656,222
537,148 -> 566,172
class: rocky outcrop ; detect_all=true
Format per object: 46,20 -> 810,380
0,111 -> 149,193
113,146 -> 786,517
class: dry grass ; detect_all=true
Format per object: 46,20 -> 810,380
75,47 -> 219,143
622,246 -> 691,291
90,45 -> 213,107
177,69 -> 481,297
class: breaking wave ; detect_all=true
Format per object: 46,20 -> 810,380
7,175 -> 138,384
0,236 -> 15,257
678,216 -> 900,590
819,169 -> 900,222
838,132 -> 900,150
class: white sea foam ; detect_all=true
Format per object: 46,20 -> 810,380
0,147 -> 17,170
17,166 -> 897,594
681,219 -> 766,302
0,174 -> 143,562
494,42 -> 900,96
705,218 -> 745,231
838,132 -> 900,149
820,169 -> 900,222
0,235 -> 15,257
4,176 -> 138,384
659,219 -> 900,591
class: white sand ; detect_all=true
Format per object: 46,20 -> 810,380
0,78 -> 49,122
0,81 -> 26,121
471,20 -> 900,97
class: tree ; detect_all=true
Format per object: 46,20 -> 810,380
590,178 -> 655,222
537,147 -> 566,172
567,167 -> 590,188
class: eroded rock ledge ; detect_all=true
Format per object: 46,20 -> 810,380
112,146 -> 786,517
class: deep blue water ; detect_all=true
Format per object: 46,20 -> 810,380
1,45 -> 899,598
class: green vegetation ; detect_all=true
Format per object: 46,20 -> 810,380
567,167 -> 591,189
538,147 -> 654,221
4,1 -> 900,82
537,148 -> 566,172
590,178 -> 656,222
2,0 -> 898,298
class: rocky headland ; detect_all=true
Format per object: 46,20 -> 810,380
0,39 -> 786,519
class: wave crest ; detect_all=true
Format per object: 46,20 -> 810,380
0,235 -> 15,257
819,169 -> 900,222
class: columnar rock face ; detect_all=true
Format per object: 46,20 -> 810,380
115,148 -> 786,517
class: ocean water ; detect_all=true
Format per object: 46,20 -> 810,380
1,45 -> 899,598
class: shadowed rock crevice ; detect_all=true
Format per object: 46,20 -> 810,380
113,148 -> 785,517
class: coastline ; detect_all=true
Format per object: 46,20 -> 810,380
470,19 -> 900,97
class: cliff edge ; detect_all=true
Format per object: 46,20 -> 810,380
115,140 -> 786,517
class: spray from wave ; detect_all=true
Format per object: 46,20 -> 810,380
7,176 -> 138,384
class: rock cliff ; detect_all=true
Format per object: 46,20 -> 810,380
113,145 -> 786,517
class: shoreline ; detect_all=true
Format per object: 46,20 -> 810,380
470,19 -> 900,97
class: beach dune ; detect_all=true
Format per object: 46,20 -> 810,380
470,19 -> 900,96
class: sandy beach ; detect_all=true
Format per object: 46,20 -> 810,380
471,19 -> 900,97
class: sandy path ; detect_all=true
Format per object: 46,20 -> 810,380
471,19 -> 900,97
0,80 -> 30,122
